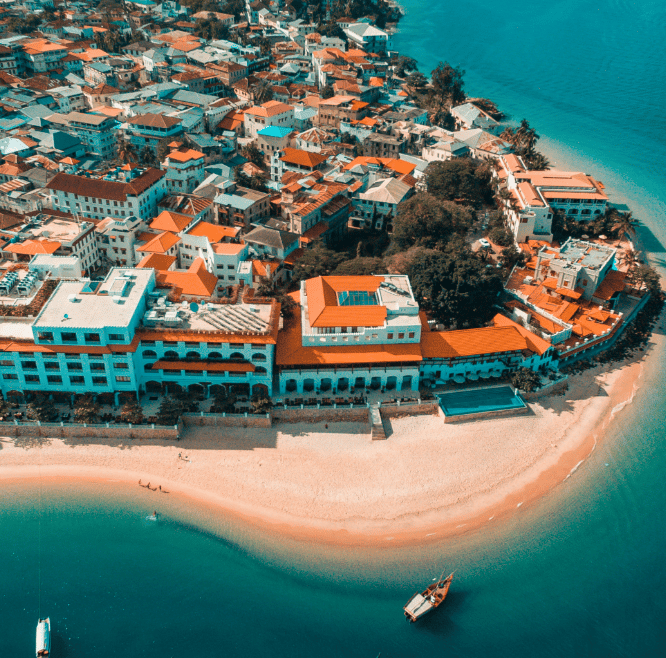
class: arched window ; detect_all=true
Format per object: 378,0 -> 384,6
142,350 -> 157,358
255,366 -> 267,374
164,350 -> 179,359
186,351 -> 200,359
252,353 -> 266,362
229,352 -> 244,360
208,352 -> 222,360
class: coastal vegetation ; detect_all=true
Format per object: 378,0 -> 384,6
74,394 -> 101,425
510,368 -> 541,393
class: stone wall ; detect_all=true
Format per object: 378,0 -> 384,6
0,420 -> 182,440
442,405 -> 530,424
380,401 -> 439,419
272,404 -> 371,425
181,412 -> 272,428
521,377 -> 570,401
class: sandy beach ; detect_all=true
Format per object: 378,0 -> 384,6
0,330 -> 656,548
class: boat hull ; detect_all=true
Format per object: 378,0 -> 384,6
403,574 -> 453,622
36,617 -> 50,656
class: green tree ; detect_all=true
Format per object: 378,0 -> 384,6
332,256 -> 385,276
511,367 -> 541,392
408,245 -> 503,328
251,393 -> 273,414
635,264 -> 661,294
74,394 -> 101,424
525,151 -> 550,170
430,61 -> 465,108
394,55 -> 418,78
119,399 -> 144,424
7,14 -> 42,35
253,78 -> 274,103
26,394 -> 58,422
210,388 -> 237,414
117,137 -> 137,164
425,159 -> 490,206
320,84 -> 334,99
292,240 -> 347,282
317,20 -> 346,40
391,193 -> 474,251
156,138 -> 171,162
140,147 -> 157,166
156,395 -> 188,425
612,211 -> 640,240
488,226 -> 513,247
241,141 -> 264,167
405,71 -> 428,95
500,244 -> 527,270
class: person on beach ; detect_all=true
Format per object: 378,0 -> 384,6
146,482 -> 150,489
152,510 -> 157,518
138,479 -> 142,486
158,485 -> 161,492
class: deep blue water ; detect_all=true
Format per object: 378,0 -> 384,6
3,1 -> 666,655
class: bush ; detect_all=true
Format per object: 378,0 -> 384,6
488,226 -> 513,247
511,368 -> 541,392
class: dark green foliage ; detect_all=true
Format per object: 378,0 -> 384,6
241,141 -> 264,167
194,17 -> 230,40
320,84 -> 334,99
430,61 -> 465,107
292,240 -> 347,283
511,368 -> 541,392
332,257 -> 385,276
156,138 -> 171,162
391,193 -> 474,251
339,132 -> 357,145
7,14 -> 42,34
408,245 -> 503,328
425,159 -> 492,206
210,389 -> 237,414
156,395 -> 188,426
316,21 -> 346,40
74,394 -> 101,424
251,394 -> 273,414
551,207 -> 639,243
120,400 -> 144,424
488,226 -> 513,247
500,245 -> 528,270
26,394 -> 59,422
635,264 -> 661,294
393,55 -> 418,78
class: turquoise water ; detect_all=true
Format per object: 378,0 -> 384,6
437,385 -> 525,416
3,1 -> 666,655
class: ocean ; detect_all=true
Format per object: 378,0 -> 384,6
2,1 -> 666,655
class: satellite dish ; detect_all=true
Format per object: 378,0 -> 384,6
190,303 -> 199,312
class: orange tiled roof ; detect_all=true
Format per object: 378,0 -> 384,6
491,314 -> 552,355
593,269 -> 626,301
276,292 -> 421,367
280,147 -> 327,168
420,325 -> 531,359
167,148 -> 204,163
156,257 -> 217,297
137,231 -> 181,253
5,239 -> 61,255
306,276 -> 386,328
137,253 -> 177,271
187,221 -> 240,243
343,156 -> 415,175
245,100 -> 292,118
150,210 -> 191,233
212,243 -> 245,255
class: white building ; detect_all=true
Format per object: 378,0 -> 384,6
243,100 -> 294,139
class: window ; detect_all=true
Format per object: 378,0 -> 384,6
47,375 -> 63,384
387,333 -> 393,340
113,362 -> 129,370
90,363 -> 105,371
3,373 -> 17,380
67,362 -> 83,371
44,362 -> 60,370
408,332 -> 415,339
21,361 -> 37,370
38,331 -> 54,342
69,376 -> 85,384
142,350 -> 157,358
25,374 -> 40,383
0,360 -> 12,366
230,343 -> 245,349
398,333 -> 404,339
92,377 -> 107,385
108,333 -> 124,342
85,333 -> 100,343
115,376 -> 131,382
61,332 -> 77,343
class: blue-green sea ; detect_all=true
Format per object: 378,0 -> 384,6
3,1 -> 666,655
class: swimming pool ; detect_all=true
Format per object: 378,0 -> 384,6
437,385 -> 527,420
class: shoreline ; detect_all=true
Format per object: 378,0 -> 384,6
0,345 -> 653,548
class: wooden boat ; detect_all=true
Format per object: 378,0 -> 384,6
403,572 -> 454,622
36,618 -> 50,656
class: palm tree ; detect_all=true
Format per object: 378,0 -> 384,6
612,211 -> 640,240
526,152 -> 550,170
117,137 -> 137,164
253,79 -> 274,104
405,71 -> 427,95
619,249 -> 641,283
140,147 -> 157,166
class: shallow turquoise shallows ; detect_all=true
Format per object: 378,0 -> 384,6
4,1 -> 666,655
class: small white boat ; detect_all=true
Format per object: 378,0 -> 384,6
36,617 -> 50,656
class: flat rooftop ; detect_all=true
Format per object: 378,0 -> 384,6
34,268 -> 154,330
550,239 -> 615,271
27,218 -> 94,243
